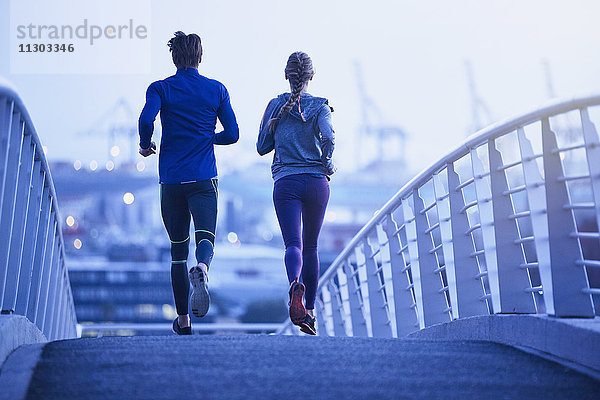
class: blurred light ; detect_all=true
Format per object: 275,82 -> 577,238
89,160 -> 98,171
262,231 -> 273,241
162,304 -> 177,320
66,216 -> 75,227
110,145 -> 120,157
106,160 -> 115,171
232,240 -> 241,248
90,228 -> 99,239
136,304 -> 156,315
42,146 -> 48,155
325,211 -> 337,222
136,161 -> 146,172
560,152 -> 566,160
73,160 -> 82,170
123,192 -> 135,205
73,238 -> 82,249
227,232 -> 238,243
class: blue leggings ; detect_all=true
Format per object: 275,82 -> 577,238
161,179 -> 218,315
273,174 -> 330,310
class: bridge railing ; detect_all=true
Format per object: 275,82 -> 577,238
0,80 -> 77,340
279,95 -> 600,337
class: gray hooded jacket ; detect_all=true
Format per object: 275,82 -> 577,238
257,93 -> 335,181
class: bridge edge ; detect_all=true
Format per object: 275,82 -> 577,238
406,314 -> 600,374
0,315 -> 46,367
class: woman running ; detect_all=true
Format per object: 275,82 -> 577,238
257,51 -> 336,335
138,31 -> 239,335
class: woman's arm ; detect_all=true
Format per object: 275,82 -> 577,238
138,82 -> 161,149
317,104 -> 335,173
256,99 -> 278,156
214,85 -> 239,145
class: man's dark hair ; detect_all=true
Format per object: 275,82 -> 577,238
167,31 -> 203,69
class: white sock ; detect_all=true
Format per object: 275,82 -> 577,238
178,314 -> 190,328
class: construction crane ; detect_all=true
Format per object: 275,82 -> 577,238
354,61 -> 407,168
464,60 -> 494,136
81,97 -> 140,164
541,59 -> 557,99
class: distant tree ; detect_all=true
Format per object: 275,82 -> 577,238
241,299 -> 287,323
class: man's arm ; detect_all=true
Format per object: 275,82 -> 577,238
138,82 -> 161,150
214,86 -> 239,145
317,104 -> 336,174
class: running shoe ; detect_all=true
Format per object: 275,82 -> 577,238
299,314 -> 317,335
172,318 -> 192,335
288,278 -> 306,325
189,263 -> 210,318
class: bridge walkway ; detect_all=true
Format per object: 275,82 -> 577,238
2,335 -> 599,400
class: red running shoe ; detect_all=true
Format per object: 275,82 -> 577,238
288,278 -> 306,325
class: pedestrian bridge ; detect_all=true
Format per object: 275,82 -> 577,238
0,81 -> 599,399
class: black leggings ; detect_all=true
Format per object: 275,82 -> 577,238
161,179 -> 218,315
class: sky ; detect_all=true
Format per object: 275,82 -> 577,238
1,0 -> 599,176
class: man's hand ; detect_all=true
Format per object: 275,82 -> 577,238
139,142 -> 156,157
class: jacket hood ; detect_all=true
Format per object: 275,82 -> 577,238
275,93 -> 329,121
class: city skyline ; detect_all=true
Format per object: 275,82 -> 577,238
1,1 -> 599,176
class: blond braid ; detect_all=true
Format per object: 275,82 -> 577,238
268,51 -> 314,133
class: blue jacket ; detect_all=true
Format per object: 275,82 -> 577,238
257,93 -> 335,181
139,68 -> 239,184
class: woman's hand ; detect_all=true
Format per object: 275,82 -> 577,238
139,142 -> 156,157
327,164 -> 337,176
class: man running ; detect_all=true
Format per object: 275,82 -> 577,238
138,31 -> 239,335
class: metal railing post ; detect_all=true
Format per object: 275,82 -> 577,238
471,148 -> 501,313
327,281 -> 347,336
52,268 -> 67,341
315,293 -> 330,336
42,234 -> 60,338
488,139 -> 536,313
517,127 -> 554,314
0,111 -> 24,311
443,163 -> 489,317
36,217 -> 56,326
405,190 -> 450,328
580,109 -> 600,246
379,213 -> 418,336
541,118 -> 594,317
26,183 -> 50,322
0,98 -> 14,214
335,268 -> 352,336
342,261 -> 368,337
361,238 -> 392,337
4,133 -> 35,313
14,160 -> 43,315
431,172 -> 458,320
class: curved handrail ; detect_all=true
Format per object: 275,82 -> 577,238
279,93 -> 600,336
323,93 -> 600,286
0,78 -> 77,340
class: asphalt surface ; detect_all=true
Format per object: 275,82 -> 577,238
21,335 -> 600,400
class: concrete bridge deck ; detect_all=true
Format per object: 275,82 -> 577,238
1,335 -> 599,400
